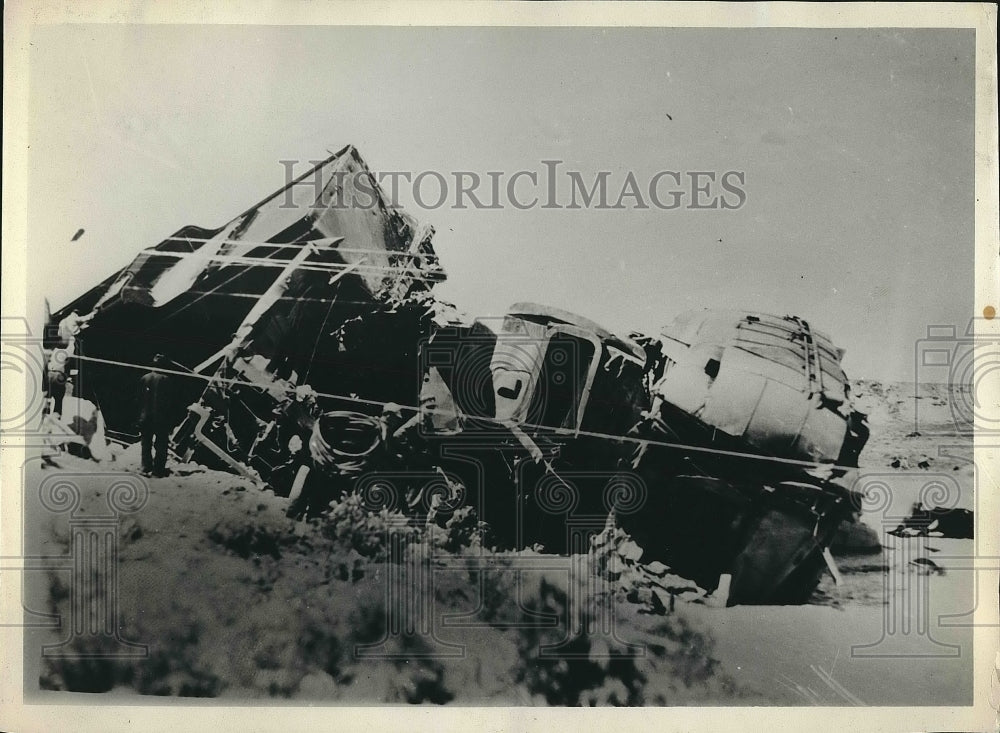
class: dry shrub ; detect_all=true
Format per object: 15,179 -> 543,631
514,578 -> 650,706
322,491 -> 415,560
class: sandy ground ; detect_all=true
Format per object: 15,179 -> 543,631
698,380 -> 975,705
20,381 -> 976,705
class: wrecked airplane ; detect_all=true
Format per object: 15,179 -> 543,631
45,146 -> 868,606
46,145 -> 449,479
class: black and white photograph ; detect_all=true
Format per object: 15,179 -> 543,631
2,3 -> 997,731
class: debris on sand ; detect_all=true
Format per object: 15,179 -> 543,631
890,502 -> 974,539
909,557 -> 946,575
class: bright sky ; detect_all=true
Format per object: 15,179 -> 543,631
28,26 -> 974,382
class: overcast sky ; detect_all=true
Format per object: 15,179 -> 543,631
28,25 -> 974,382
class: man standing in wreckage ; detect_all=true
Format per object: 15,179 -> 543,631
138,354 -> 176,477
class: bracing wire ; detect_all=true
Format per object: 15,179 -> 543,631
69,351 -> 863,473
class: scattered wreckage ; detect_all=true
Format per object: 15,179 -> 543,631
46,144 -> 873,606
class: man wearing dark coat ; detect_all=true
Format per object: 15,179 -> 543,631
139,354 -> 174,477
